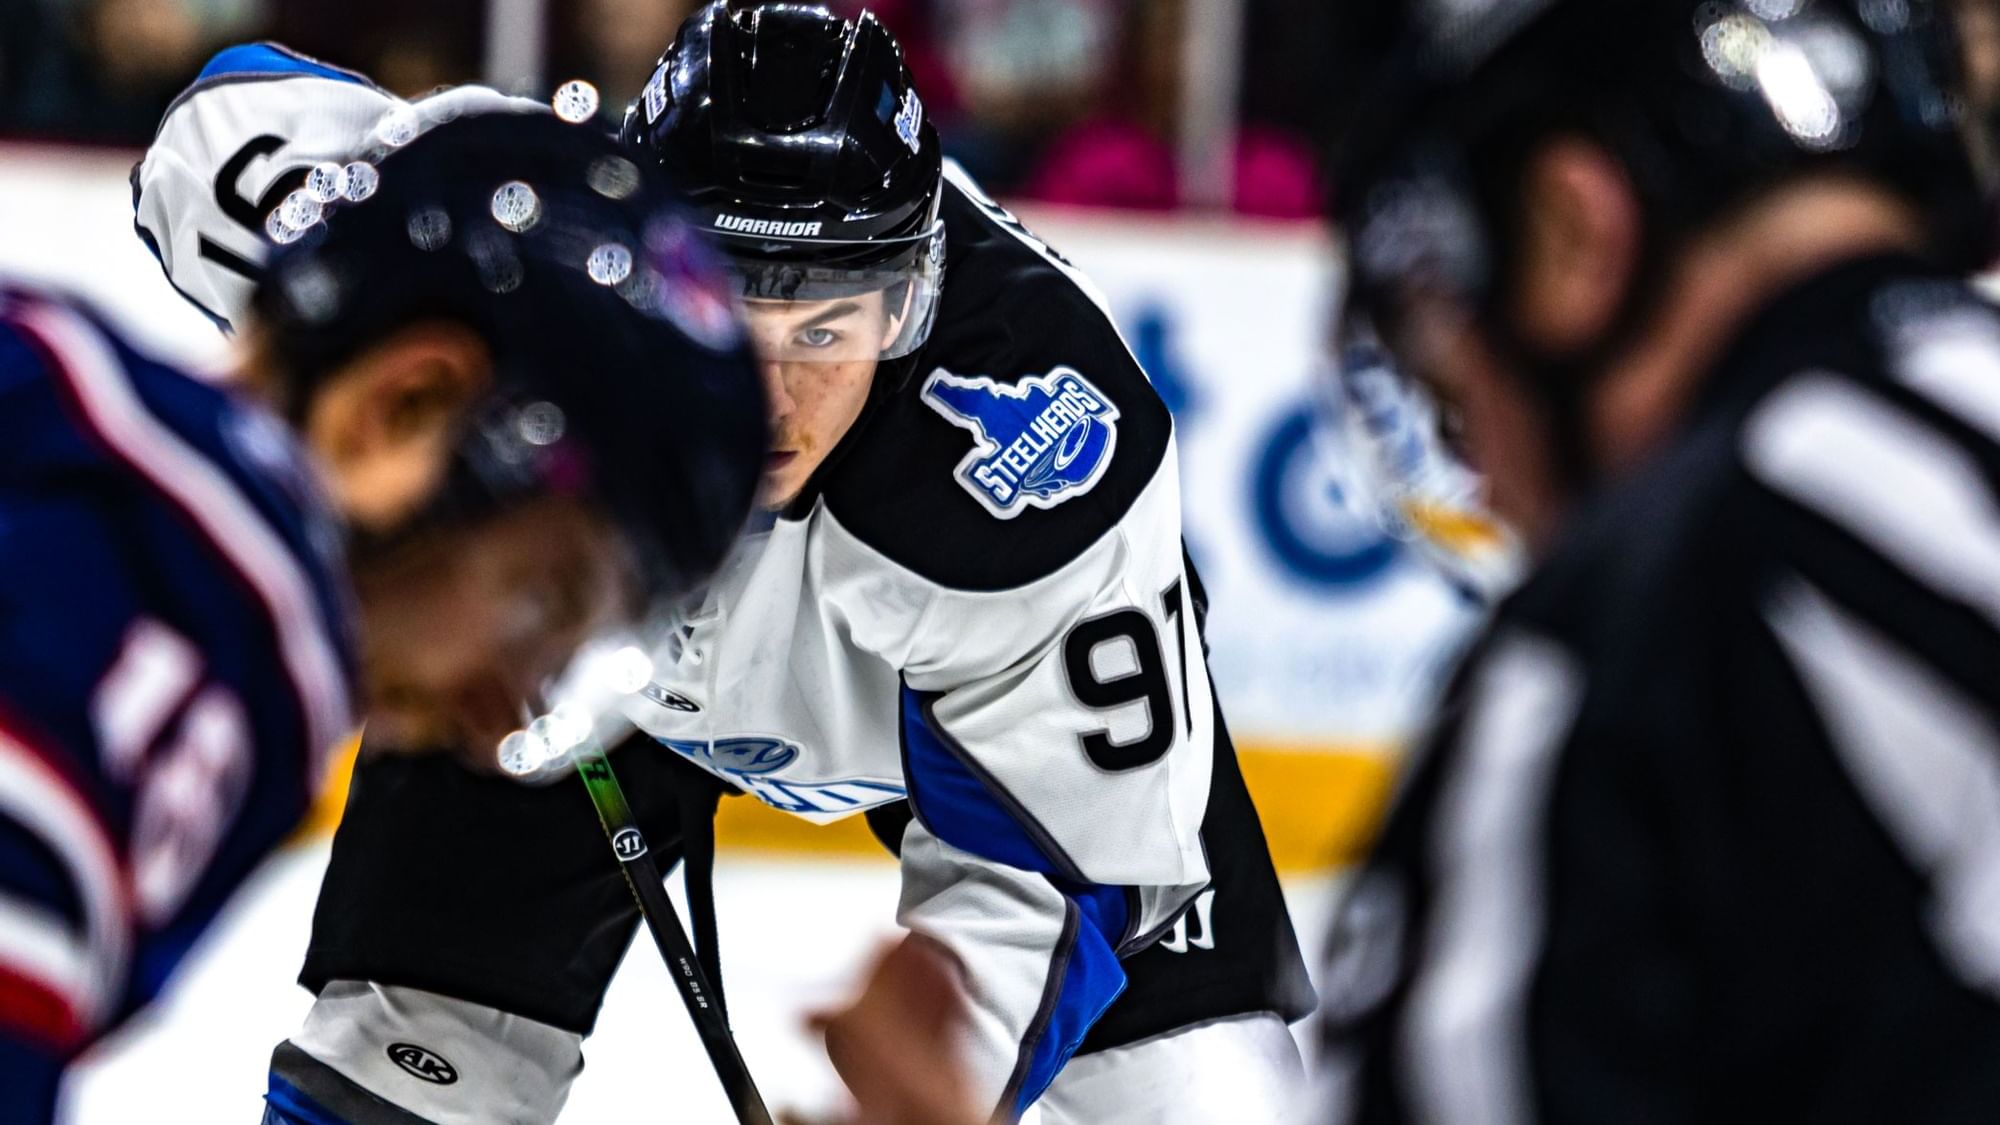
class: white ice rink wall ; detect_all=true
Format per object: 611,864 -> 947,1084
0,143 -> 1476,1119
0,142 -> 1480,872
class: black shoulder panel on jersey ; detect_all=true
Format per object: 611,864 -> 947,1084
815,174 -> 1173,591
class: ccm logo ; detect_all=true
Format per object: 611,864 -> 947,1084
386,1042 -> 459,1085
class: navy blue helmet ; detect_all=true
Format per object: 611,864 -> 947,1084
251,110 -> 767,605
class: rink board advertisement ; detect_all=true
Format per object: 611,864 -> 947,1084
0,147 -> 1481,871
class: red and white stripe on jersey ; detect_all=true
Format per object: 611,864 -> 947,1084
0,718 -> 130,1048
92,619 -> 203,784
9,299 -> 355,785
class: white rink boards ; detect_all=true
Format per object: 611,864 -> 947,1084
62,845 -> 1339,1122
0,143 -> 1373,1121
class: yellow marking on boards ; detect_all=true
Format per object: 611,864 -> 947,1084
295,734 -> 361,841
712,744 -> 1400,873
297,738 -> 1399,875
1400,498 -> 1510,553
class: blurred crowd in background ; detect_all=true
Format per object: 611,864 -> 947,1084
0,0 -> 1333,216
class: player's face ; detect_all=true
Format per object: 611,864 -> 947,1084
741,292 -> 900,509
1363,141 -> 1641,550
350,496 -> 639,757
1383,293 -> 1566,549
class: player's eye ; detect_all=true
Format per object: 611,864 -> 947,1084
796,326 -> 841,349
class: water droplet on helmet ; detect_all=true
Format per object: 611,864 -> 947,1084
586,156 -> 641,200
407,207 -> 453,251
616,267 -> 664,312
281,261 -> 343,324
377,104 -> 421,147
305,162 -> 348,203
266,208 -> 306,244
517,401 -> 567,446
483,259 -> 523,293
586,242 -> 634,286
276,189 -> 323,232
497,729 -> 552,776
490,181 -> 542,233
342,161 -> 380,202
552,79 -> 600,123
469,230 -> 524,293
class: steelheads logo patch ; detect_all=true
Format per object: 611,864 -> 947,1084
920,367 -> 1120,518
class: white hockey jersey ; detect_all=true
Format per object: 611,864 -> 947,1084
132,42 -> 540,331
136,55 -> 1233,1111
619,167 -> 1218,1114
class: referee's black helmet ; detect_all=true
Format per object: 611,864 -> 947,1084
1323,0 -> 1989,360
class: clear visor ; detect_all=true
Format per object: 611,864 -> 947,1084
724,221 -> 945,364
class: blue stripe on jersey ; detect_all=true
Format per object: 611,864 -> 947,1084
263,1073 -> 350,1125
1016,899 -> 1127,1117
0,818 -> 83,926
898,686 -> 1131,1114
900,687 -> 1057,876
197,42 -> 372,87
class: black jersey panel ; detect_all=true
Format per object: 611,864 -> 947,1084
818,178 -> 1174,592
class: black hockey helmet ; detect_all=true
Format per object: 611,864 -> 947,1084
250,110 -> 766,759
1323,0 -> 1988,382
621,1 -> 946,364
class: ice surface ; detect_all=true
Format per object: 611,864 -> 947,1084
62,845 -> 1338,1122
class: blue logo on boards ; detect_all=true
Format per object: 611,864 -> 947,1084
1252,405 -> 1399,590
920,367 -> 1120,518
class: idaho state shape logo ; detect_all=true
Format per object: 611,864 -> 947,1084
920,366 -> 1120,518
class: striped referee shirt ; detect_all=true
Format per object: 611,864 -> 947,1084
1318,254 -> 2000,1124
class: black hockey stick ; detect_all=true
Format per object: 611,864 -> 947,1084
573,741 -> 775,1125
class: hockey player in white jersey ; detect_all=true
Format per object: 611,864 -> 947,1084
608,12 -> 1315,1118
167,12 -> 1315,1123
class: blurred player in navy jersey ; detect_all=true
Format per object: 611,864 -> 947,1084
1312,0 -> 2000,1121
0,103 -> 766,1121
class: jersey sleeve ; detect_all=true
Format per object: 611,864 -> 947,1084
133,43 -> 397,330
0,498 -> 151,1056
872,479 -> 1214,1115
133,43 -> 543,331
0,297 -> 356,1077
